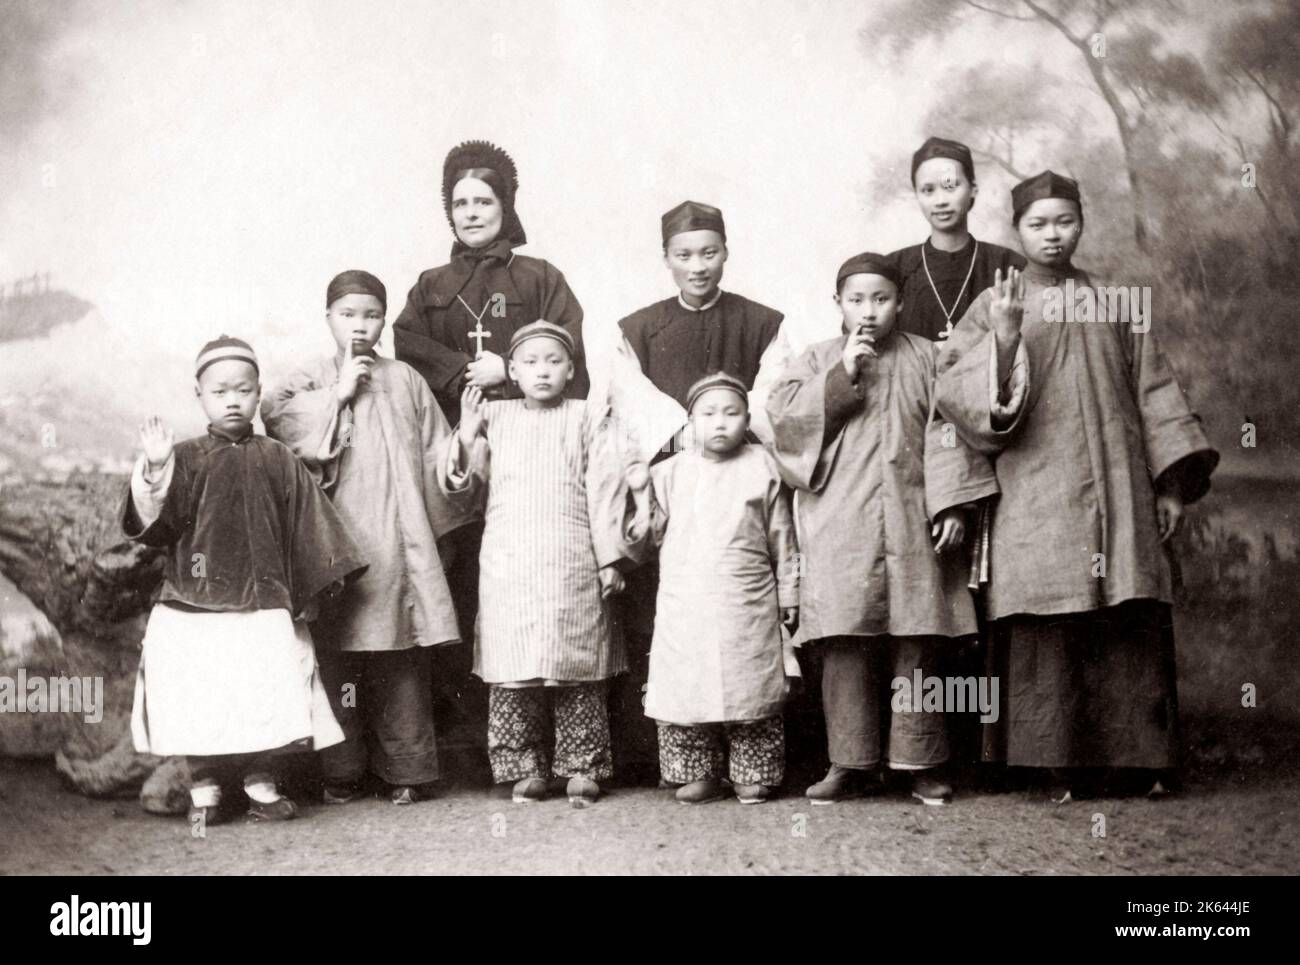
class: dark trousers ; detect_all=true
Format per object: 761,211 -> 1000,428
318,646 -> 440,786
188,752 -> 278,789
608,562 -> 661,777
983,601 -> 1179,770
821,635 -> 949,770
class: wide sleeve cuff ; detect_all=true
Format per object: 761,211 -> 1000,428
128,453 -> 175,532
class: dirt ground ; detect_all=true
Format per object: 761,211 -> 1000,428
2,752 -> 1297,875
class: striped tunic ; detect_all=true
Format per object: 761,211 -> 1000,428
445,398 -> 628,685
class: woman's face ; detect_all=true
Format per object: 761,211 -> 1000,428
451,176 -> 504,248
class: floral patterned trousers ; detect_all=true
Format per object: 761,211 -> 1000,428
657,715 -> 785,786
487,681 -> 613,783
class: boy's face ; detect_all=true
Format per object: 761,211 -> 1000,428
196,359 -> 260,433
451,177 -> 503,249
1017,198 -> 1083,268
508,336 -> 574,403
835,273 -> 900,341
664,229 -> 727,301
913,158 -> 976,233
326,293 -> 386,356
690,387 -> 749,457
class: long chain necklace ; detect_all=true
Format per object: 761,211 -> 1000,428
922,239 -> 979,339
456,294 -> 494,356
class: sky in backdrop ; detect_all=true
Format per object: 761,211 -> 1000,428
3,0 -> 1033,435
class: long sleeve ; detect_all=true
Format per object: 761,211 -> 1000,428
260,368 -> 348,489
607,336 -> 689,464
935,293 -> 1030,455
393,281 -> 474,401
413,371 -> 478,536
1122,315 -> 1218,503
923,347 -> 1000,520
438,424 -> 489,507
126,453 -> 175,533
121,451 -> 185,547
747,320 -> 796,446
821,359 -> 866,445
584,401 -> 633,569
766,344 -> 855,494
765,475 -> 799,610
284,456 -> 368,612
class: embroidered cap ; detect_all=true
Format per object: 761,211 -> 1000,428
661,200 -> 726,245
509,319 -> 575,358
686,371 -> 749,414
1011,170 -> 1083,225
195,335 -> 259,380
326,269 -> 387,311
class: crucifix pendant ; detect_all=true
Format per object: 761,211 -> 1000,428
458,294 -> 493,357
469,319 -> 492,356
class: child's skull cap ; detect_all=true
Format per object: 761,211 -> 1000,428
686,371 -> 748,414
195,335 -> 259,379
509,319 -> 575,358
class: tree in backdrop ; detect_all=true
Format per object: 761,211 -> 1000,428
861,0 -> 1300,468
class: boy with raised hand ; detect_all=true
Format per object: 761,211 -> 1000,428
443,321 -> 633,808
125,336 -> 365,825
934,172 -> 1217,801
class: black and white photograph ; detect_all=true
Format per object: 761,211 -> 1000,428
0,0 -> 1296,903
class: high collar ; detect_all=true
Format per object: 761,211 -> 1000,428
677,288 -> 723,313
1024,261 -> 1078,286
924,234 -> 975,258
206,422 -> 254,445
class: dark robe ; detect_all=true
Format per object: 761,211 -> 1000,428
393,246 -> 588,426
935,262 -> 1218,769
891,237 -> 1023,342
617,291 -> 783,408
121,427 -> 367,616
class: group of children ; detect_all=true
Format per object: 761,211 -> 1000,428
124,135 -> 1218,824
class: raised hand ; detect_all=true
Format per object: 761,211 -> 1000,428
841,324 -> 878,380
138,416 -> 175,471
989,267 -> 1027,344
458,384 -> 487,448
465,350 -> 506,389
931,507 -> 966,553
336,342 -> 375,403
